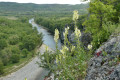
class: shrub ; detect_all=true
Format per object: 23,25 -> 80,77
21,49 -> 29,58
0,60 -> 4,75
9,35 -> 19,45
11,54 -> 20,63
0,39 -> 7,50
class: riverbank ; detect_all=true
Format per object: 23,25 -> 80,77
0,44 -> 51,80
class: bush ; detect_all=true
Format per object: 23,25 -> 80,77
11,54 -> 20,63
0,60 -> 4,75
9,35 -> 19,45
0,39 -> 7,50
38,51 -> 56,69
21,49 -> 29,58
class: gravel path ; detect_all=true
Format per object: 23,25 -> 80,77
0,44 -> 50,80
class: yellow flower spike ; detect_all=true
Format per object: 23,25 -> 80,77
88,44 -> 92,50
64,46 -> 69,51
73,10 -> 79,21
60,46 -> 69,58
71,45 -> 75,52
54,29 -> 59,43
64,27 -> 69,37
25,78 -> 27,80
74,27 -> 81,38
60,49 -> 64,54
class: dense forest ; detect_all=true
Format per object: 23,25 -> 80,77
0,17 -> 43,75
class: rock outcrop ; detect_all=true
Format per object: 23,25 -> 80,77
60,27 -> 92,47
85,34 -> 120,80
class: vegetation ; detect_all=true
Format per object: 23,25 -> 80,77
35,17 -> 73,34
0,17 -> 43,75
0,2 -> 88,17
83,0 -> 120,50
38,11 -> 92,79
38,0 -> 120,80
0,0 -> 119,79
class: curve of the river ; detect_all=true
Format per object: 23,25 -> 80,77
29,18 -> 62,50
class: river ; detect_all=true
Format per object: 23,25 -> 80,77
29,18 -> 62,50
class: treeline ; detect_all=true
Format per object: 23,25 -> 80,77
0,17 -> 43,75
35,14 -> 87,34
0,2 -> 88,17
35,17 -> 73,34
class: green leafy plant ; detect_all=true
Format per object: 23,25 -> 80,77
39,10 -> 91,79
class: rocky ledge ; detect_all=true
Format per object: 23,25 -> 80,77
85,34 -> 120,80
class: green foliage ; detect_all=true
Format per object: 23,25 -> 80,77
38,13 -> 92,79
0,17 -> 43,74
83,0 -> 119,49
38,51 -> 56,70
22,49 -> 29,58
10,54 -> 20,63
0,47 -> 14,65
22,35 -> 36,51
0,39 -> 7,50
35,17 -> 73,34
0,60 -> 4,75
0,2 -> 88,17
8,35 -> 19,45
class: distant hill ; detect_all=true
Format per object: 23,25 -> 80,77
0,2 -> 89,16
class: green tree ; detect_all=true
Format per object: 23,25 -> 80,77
22,35 -> 37,51
0,39 -> 7,50
11,54 -> 20,63
83,0 -> 116,49
9,35 -> 19,45
84,0 -> 115,30
22,49 -> 29,58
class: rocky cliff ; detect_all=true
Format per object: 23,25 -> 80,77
85,34 -> 120,80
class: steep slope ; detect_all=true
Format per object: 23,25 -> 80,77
86,33 -> 120,80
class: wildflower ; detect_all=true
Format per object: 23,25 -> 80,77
88,44 -> 92,50
54,29 -> 59,43
74,27 -> 81,38
60,46 -> 69,58
60,46 -> 69,54
71,45 -> 75,52
63,27 -> 69,37
73,10 -> 79,21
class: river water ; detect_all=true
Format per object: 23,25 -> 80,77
29,18 -> 62,50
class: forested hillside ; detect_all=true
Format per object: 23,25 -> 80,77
0,2 -> 88,17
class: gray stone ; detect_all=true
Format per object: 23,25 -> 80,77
85,35 -> 120,80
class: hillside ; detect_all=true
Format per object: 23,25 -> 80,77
0,2 -> 88,16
